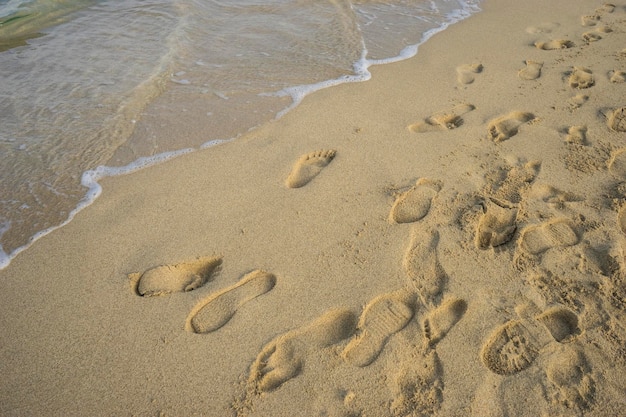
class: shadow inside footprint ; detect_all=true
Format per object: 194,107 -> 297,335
487,111 -> 535,143
422,297 -> 467,346
518,60 -> 543,80
408,104 -> 475,133
475,200 -> 518,250
389,178 -> 441,224
607,107 -> 626,132
568,67 -> 595,89
248,308 -> 357,392
534,39 -> 575,50
536,307 -> 581,342
130,256 -> 222,297
342,292 -> 414,367
518,218 -> 579,255
481,319 -> 541,375
456,63 -> 483,84
186,270 -> 276,334
481,306 -> 582,375
403,228 -> 448,307
285,150 -> 336,188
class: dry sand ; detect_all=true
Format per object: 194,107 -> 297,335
2,0 -> 626,416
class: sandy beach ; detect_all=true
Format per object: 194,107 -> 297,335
2,0 -> 626,415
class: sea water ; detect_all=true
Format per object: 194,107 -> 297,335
0,0 -> 481,268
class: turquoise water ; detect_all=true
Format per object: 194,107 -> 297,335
0,0 -> 481,267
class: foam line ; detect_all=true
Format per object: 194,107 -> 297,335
0,139 -> 230,270
269,0 -> 480,119
0,0 -> 481,270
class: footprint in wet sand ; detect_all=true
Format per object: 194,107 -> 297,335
535,39 -> 575,50
607,107 -> 626,132
565,125 -> 588,145
475,200 -> 518,250
408,104 -> 475,133
456,63 -> 483,84
129,256 -> 222,297
285,149 -> 336,188
609,70 -> 626,83
518,218 -> 579,255
185,270 -> 276,334
518,60 -> 543,80
389,178 -> 441,224
490,161 -> 541,205
248,308 -> 357,392
481,306 -> 581,375
342,292 -> 414,367
487,111 -> 535,143
546,346 -> 596,411
568,67 -> 595,89
390,350 -> 444,417
422,297 -> 467,347
403,228 -> 448,307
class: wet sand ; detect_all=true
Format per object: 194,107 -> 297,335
1,0 -> 626,415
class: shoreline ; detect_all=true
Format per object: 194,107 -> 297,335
0,1 -> 481,270
2,0 -> 626,416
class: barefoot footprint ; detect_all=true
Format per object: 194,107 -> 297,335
534,39 -> 575,50
248,308 -> 357,392
422,297 -> 467,346
456,63 -> 483,84
565,125 -> 588,145
129,256 -> 222,297
408,104 -> 475,133
518,218 -> 579,255
389,178 -> 441,224
403,228 -> 448,307
185,270 -> 276,334
342,292 -> 414,367
475,201 -> 518,249
481,306 -> 581,375
487,111 -> 535,143
569,67 -> 595,89
582,31 -> 603,43
518,60 -> 543,80
285,150 -> 336,188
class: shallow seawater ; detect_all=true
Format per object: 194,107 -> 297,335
0,0 -> 481,266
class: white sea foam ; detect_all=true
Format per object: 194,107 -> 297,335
0,0 -> 482,270
0,140 -> 228,270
